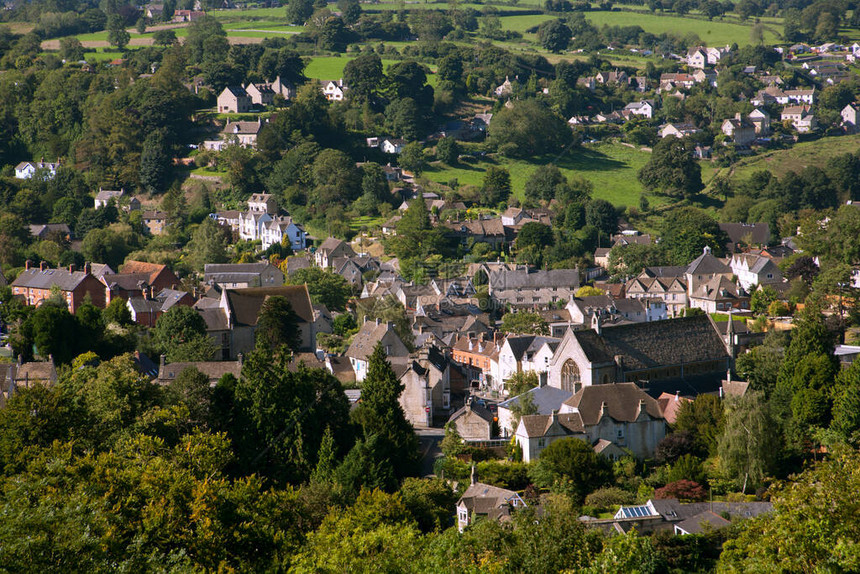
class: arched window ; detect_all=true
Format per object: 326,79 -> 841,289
561,359 -> 581,393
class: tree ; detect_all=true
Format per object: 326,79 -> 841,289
107,14 -> 130,50
351,343 -> 420,480
538,19 -> 571,52
286,0 -> 314,24
59,37 -> 84,61
337,0 -> 361,24
516,222 -> 554,252
717,391 -> 780,493
151,306 -> 216,362
104,297 -> 132,326
343,52 -> 383,104
20,304 -> 83,365
152,29 -> 177,45
140,130 -> 171,195
255,296 -> 301,353
638,137 -> 704,199
487,99 -> 574,158
524,163 -> 567,202
576,286 -> 604,297
528,437 -> 613,503
719,451 -> 860,572
435,137 -> 459,164
288,267 -> 351,311
165,367 -> 212,428
674,394 -> 724,457
500,312 -> 549,335
659,207 -> 727,265
654,479 -> 707,502
505,370 -> 539,398
480,166 -> 511,206
585,199 -> 618,237
399,477 -> 457,533
399,141 -> 426,175
186,218 -> 229,272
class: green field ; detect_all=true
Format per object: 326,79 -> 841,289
714,134 -> 860,188
305,56 -> 438,85
422,141 -> 657,207
583,10 -> 780,46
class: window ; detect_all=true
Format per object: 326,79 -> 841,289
561,359 -> 581,393
538,438 -> 546,447
617,428 -> 624,439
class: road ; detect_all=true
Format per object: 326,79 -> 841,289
415,427 -> 445,478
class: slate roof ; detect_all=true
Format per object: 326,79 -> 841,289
30,223 -> 71,238
518,412 -> 585,437
157,360 -> 242,385
686,248 -> 730,276
223,85 -> 249,98
675,511 -> 732,535
457,482 -> 521,515
205,262 -> 278,278
597,315 -> 729,371
448,401 -> 494,425
719,222 -> 770,245
102,273 -> 150,291
12,268 -> 93,291
225,285 -> 314,325
489,269 -> 579,291
692,276 -> 744,302
499,385 -> 573,415
642,266 -> 687,278
564,382 -> 664,424
346,321 -> 405,360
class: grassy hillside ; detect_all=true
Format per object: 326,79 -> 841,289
421,141 -> 658,207
713,134 -> 860,188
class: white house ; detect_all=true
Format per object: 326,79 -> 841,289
381,138 -> 406,154
781,105 -> 817,133
94,188 -> 126,208
660,123 -> 701,139
238,211 -> 272,241
261,215 -> 307,251
749,108 -> 771,135
623,100 -> 654,119
842,104 -> 858,127
346,320 -> 409,382
15,161 -> 58,180
456,477 -> 525,532
729,253 -> 783,290
217,86 -> 252,113
322,80 -> 347,101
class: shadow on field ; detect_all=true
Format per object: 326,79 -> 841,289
556,147 -> 627,172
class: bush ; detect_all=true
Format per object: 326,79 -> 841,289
584,486 -> 636,510
655,479 -> 707,502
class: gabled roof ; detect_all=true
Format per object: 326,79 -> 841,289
499,385 -> 573,415
675,511 -> 732,535
346,320 -> 405,360
719,222 -> 770,245
686,247 -> 730,275
457,482 -> 522,515
448,401 -> 494,425
563,382 -> 664,424
225,285 -> 314,326
222,85 -> 249,98
518,412 -> 585,437
12,267 -> 94,291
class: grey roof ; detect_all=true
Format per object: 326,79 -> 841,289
346,321 -> 405,360
686,248 -> 730,276
205,262 -> 276,275
223,85 -> 249,98
675,511 -> 732,534
158,361 -> 242,384
563,382 -> 664,424
225,285 -> 314,326
457,482 -> 521,515
499,385 -> 573,415
504,335 -> 537,361
30,223 -> 71,237
642,266 -> 687,278
448,402 -> 494,425
157,288 -> 192,311
95,188 -> 124,201
489,268 -> 579,291
12,267 -> 92,291
599,315 -> 729,371
127,297 -> 160,314
518,412 -> 585,438
720,222 -> 770,245
648,498 -> 773,523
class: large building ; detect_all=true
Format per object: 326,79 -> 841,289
12,262 -> 106,312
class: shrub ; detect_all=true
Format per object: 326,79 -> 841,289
655,480 -> 707,502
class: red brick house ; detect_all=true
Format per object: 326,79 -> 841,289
11,262 -> 106,312
101,261 -> 181,304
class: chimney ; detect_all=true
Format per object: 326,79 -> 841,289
84,263 -> 91,275
468,339 -> 473,351
25,260 -> 31,270
470,464 -> 476,485
675,390 -> 680,402
375,317 -> 380,326
238,353 -> 244,366
735,112 -> 742,120
600,401 -> 609,419
68,264 -> 76,273
160,354 -> 166,368
39,261 -> 47,271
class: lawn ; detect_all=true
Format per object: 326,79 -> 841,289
583,10 -> 779,46
499,14 -> 554,33
422,141 -> 657,207
305,56 -> 439,84
715,134 -> 860,188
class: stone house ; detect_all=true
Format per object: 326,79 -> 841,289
142,210 -> 168,235
456,475 -> 526,532
397,346 -> 451,427
448,399 -> 495,441
346,319 -> 410,382
749,108 -> 771,135
314,237 -> 356,268
721,113 -> 757,146
204,261 -> 285,289
515,383 -> 666,462
217,85 -> 252,113
781,104 -> 817,132
244,82 -> 274,106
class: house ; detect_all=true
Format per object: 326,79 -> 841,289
346,319 -> 410,382
686,48 -> 707,69
622,100 -> 654,119
0,356 -> 58,408
29,223 -> 71,241
515,382 -> 666,462
322,79 -> 347,101
685,246 -> 732,297
119,260 -> 180,291
608,498 -> 773,535
721,114 -> 756,146
546,315 -> 731,392
145,4 -> 164,19
204,285 -> 316,359
244,82 -> 274,106
238,210 -> 271,241
448,399 -> 495,441
155,355 -> 243,387
658,73 -> 696,89
173,9 -> 205,22
247,192 -> 278,215
625,275 -> 688,317
12,262 -> 106,312
660,123 -> 701,139
689,275 -> 749,313
456,473 -> 526,532
748,108 -> 771,135
217,86 -> 252,113
381,138 -> 406,155
491,335 -> 560,390
841,103 -> 858,129
142,210 -> 168,235
445,218 -> 508,250
127,288 -> 195,327
261,215 -> 307,251
781,104 -> 817,133
656,391 -> 692,424
729,253 -> 783,290
595,70 -> 628,85
494,76 -> 514,97
719,222 -> 770,252
271,76 -> 295,100
691,68 -> 717,87
397,346 -> 451,427
487,268 -> 580,308
103,261 -> 181,304
14,161 -> 58,180
94,187 -> 126,208
314,237 -> 356,268
497,384 -> 573,436
451,334 -> 505,390
567,295 -> 666,326
204,262 -> 285,289
220,119 -> 263,148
